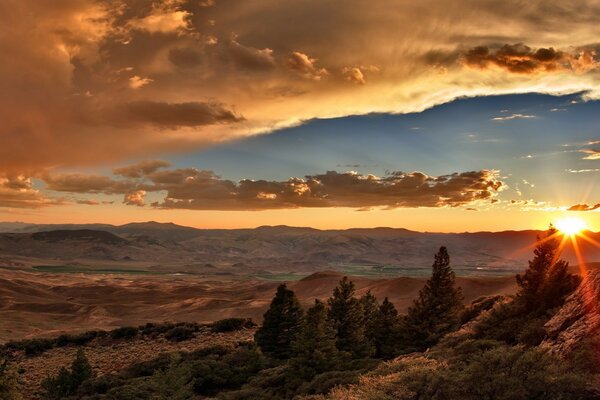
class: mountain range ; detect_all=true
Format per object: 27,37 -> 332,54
1,221 -> 599,278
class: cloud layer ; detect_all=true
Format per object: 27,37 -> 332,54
40,161 -> 504,211
3,0 -> 600,175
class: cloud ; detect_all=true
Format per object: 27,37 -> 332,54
342,67 -> 366,84
121,101 -> 243,128
128,75 -> 153,89
42,162 -> 504,211
3,0 -> 600,174
567,203 -> 600,211
113,160 -> 172,178
491,113 -> 537,121
227,38 -> 276,71
168,47 -> 203,68
43,173 -> 134,194
286,52 -> 328,80
566,168 -> 600,173
127,2 -> 191,34
76,199 -> 100,205
0,175 -> 63,208
124,190 -> 146,206
462,44 -> 600,74
580,148 -> 600,160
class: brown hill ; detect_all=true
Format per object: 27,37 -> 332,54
0,269 -> 517,342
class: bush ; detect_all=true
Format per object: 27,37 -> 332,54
323,345 -> 596,400
21,338 -> 54,356
110,326 -> 138,340
55,330 -> 102,347
0,358 -> 21,400
165,326 -> 196,342
211,318 -> 256,333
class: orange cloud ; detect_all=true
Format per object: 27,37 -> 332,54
568,203 -> 600,211
2,0 -> 600,175
462,43 -> 600,74
286,52 -> 328,80
41,163 -> 504,211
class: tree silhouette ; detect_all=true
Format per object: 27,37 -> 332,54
401,246 -> 463,351
328,277 -> 372,358
374,297 -> 401,359
255,284 -> 304,359
289,300 -> 340,379
360,291 -> 380,352
517,225 -> 580,313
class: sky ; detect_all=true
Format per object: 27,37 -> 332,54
0,0 -> 599,232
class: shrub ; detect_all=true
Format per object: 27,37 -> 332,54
211,318 -> 256,333
0,358 -> 21,400
22,338 -> 54,356
165,326 -> 196,342
110,326 -> 138,340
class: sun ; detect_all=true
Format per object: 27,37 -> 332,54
555,217 -> 587,236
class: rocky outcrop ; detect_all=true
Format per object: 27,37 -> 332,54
542,269 -> 600,356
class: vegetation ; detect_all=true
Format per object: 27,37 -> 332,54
400,246 -> 464,352
0,357 -> 21,400
2,319 -> 253,357
321,343 -> 595,400
254,284 -> 304,359
42,349 -> 93,399
474,226 -> 581,345
211,318 -> 256,333
289,300 -> 340,379
327,277 -> 372,358
8,228 -> 594,399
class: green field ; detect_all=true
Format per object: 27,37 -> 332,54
253,273 -> 306,281
32,265 -> 159,275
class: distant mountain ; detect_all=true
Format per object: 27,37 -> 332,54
0,222 -> 598,276
31,229 -> 128,245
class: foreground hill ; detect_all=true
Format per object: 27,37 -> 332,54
0,270 -> 516,341
1,222 -> 599,277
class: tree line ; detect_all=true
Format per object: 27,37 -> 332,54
255,245 -> 464,370
255,226 -> 581,371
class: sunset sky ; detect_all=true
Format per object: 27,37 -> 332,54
1,0 -> 599,231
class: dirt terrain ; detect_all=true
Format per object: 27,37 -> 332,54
10,327 -> 255,399
0,269 -> 517,342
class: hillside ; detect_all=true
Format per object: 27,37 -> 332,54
0,270 -> 516,342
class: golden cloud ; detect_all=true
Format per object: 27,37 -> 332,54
2,0 -> 600,174
41,162 -> 504,211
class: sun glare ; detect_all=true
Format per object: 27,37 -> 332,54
555,217 -> 586,236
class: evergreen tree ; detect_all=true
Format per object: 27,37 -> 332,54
516,225 -> 580,313
401,246 -> 463,351
360,291 -> 380,350
70,349 -> 93,388
289,300 -> 339,379
374,297 -> 401,359
328,277 -> 371,358
42,349 -> 93,399
255,284 -> 304,359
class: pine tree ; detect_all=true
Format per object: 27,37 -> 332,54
374,297 -> 401,359
255,284 -> 304,359
517,225 -> 580,313
327,277 -> 372,358
289,300 -> 339,379
401,246 -> 463,351
70,349 -> 92,388
360,291 -> 380,350
42,349 -> 93,399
